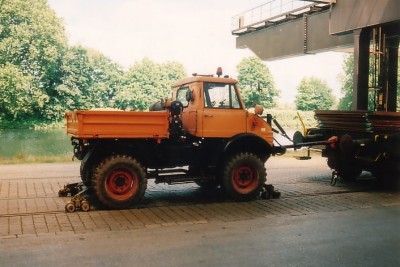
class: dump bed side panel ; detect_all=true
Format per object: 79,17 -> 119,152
66,110 -> 170,139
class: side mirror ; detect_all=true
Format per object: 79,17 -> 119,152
186,89 -> 194,102
254,105 -> 264,115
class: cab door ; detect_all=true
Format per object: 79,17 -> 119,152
202,82 -> 247,137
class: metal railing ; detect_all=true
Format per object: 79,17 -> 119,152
231,0 -> 329,33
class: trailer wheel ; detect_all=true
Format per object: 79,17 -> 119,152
94,155 -> 147,209
222,153 -> 266,201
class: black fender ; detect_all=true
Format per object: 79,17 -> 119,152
79,140 -> 135,184
80,142 -> 104,184
222,134 -> 272,162
79,139 -> 155,183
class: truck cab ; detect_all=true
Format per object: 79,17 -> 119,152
173,75 -> 273,145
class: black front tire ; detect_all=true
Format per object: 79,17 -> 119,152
221,153 -> 266,201
93,155 -> 147,209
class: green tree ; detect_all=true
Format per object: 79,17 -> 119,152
115,59 -> 186,110
295,77 -> 335,111
337,54 -> 354,110
0,63 -> 41,120
53,46 -> 123,117
236,56 -> 279,108
338,54 -> 400,111
0,0 -> 67,123
338,54 -> 375,111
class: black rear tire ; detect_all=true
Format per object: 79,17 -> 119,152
221,153 -> 266,201
94,155 -> 147,209
80,161 -> 93,187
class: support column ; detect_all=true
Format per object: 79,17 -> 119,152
352,28 -> 370,111
386,34 -> 399,111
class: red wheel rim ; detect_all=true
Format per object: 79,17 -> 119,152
232,165 -> 259,194
105,169 -> 138,201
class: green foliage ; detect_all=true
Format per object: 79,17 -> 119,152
337,54 -> 354,110
338,54 -> 400,111
53,46 -> 124,116
0,0 -> 66,125
295,77 -> 335,111
236,56 -> 279,108
0,63 -> 36,120
264,109 -> 317,130
338,54 -> 376,111
0,1 -> 187,128
114,59 -> 185,110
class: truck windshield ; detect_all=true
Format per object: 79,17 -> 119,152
204,83 -> 241,109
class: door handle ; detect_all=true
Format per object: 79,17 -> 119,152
204,114 -> 214,118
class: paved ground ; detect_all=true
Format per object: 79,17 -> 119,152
1,157 -> 400,266
0,157 -> 399,239
2,206 -> 399,267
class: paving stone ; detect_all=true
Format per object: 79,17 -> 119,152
0,161 -> 399,238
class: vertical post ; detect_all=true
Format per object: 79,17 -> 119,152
352,28 -> 370,111
386,34 -> 399,112
239,16 -> 244,28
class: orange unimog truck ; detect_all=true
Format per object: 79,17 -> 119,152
63,69 -> 285,211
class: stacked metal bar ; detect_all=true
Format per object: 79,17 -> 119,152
314,110 -> 400,133
368,111 -> 400,133
314,110 -> 370,132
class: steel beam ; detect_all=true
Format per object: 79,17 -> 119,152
236,11 -> 353,60
352,28 -> 370,111
330,0 -> 400,35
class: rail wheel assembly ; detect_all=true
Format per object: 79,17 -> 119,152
59,182 -> 92,213
65,194 -> 91,213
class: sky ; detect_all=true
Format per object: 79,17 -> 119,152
47,0 -> 347,105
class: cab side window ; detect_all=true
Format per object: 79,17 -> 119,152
204,83 -> 241,109
176,87 -> 190,107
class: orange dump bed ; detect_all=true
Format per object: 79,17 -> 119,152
66,110 -> 170,139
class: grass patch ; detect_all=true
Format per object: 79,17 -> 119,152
0,155 -> 74,164
264,109 -> 317,130
0,150 -> 324,165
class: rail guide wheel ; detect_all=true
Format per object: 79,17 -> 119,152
260,184 -> 281,199
64,195 -> 91,213
80,200 -> 90,212
65,201 -> 76,213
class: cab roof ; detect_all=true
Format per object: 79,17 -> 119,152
173,76 -> 238,87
